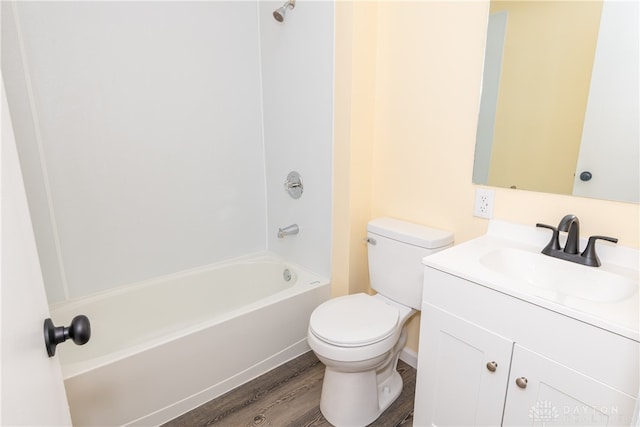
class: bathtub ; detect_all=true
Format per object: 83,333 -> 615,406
49,253 -> 330,426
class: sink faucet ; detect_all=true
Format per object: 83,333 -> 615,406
558,214 -> 580,254
536,215 -> 618,267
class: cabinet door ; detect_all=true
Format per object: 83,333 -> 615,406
503,345 -> 637,426
414,304 -> 514,426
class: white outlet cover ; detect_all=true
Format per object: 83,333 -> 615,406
474,188 -> 495,219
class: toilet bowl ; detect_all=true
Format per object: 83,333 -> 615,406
308,293 -> 415,426
307,218 -> 453,427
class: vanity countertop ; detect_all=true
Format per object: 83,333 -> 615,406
422,220 -> 639,342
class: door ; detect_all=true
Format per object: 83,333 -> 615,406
572,0 -> 639,203
414,303 -> 514,426
503,345 -> 637,426
1,78 -> 72,425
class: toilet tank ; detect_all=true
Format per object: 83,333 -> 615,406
367,218 -> 453,310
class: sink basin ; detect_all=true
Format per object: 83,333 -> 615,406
480,248 -> 638,303
422,220 -> 640,340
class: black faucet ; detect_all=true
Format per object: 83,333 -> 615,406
536,214 -> 618,267
558,214 -> 580,255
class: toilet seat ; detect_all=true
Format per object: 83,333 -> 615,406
309,293 -> 399,347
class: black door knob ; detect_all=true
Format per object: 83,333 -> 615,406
579,171 -> 593,181
44,315 -> 91,357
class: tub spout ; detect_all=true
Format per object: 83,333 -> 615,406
278,224 -> 299,239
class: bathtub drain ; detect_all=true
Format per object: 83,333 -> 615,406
283,268 -> 292,282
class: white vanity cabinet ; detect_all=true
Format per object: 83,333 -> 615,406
503,344 -> 637,426
414,266 -> 639,427
416,303 -> 513,426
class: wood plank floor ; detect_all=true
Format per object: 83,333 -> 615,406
162,351 -> 416,427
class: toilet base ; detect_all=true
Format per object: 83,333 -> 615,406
319,366 -> 403,427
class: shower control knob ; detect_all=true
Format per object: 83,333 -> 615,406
44,315 -> 91,357
284,171 -> 303,199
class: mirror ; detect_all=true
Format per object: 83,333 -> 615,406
473,0 -> 639,204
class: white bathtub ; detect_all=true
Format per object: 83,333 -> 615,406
49,253 -> 330,426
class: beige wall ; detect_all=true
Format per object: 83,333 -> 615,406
333,0 -> 640,353
332,1 -> 378,298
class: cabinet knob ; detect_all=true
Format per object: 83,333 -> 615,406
515,377 -> 528,389
486,361 -> 498,372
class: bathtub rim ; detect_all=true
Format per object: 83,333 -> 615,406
49,250 -> 297,312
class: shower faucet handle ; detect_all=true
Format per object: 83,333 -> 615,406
284,171 -> 303,199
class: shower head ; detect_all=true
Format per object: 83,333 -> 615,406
273,0 -> 295,22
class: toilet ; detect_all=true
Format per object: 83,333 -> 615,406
307,217 -> 453,427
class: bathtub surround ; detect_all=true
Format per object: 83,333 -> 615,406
260,1 -> 333,277
2,1 -> 333,303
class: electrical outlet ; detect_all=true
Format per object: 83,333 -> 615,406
474,188 -> 495,219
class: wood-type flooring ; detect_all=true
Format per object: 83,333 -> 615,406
162,351 -> 416,427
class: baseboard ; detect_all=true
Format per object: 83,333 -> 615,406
399,347 -> 418,369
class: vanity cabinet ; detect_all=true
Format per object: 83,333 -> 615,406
414,267 -> 639,427
503,345 -> 637,426
417,304 -> 512,426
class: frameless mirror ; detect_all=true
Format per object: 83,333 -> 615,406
473,0 -> 639,204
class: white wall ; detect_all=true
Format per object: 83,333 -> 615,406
3,0 -> 333,303
259,1 -> 334,277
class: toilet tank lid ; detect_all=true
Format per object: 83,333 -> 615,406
367,217 -> 453,249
